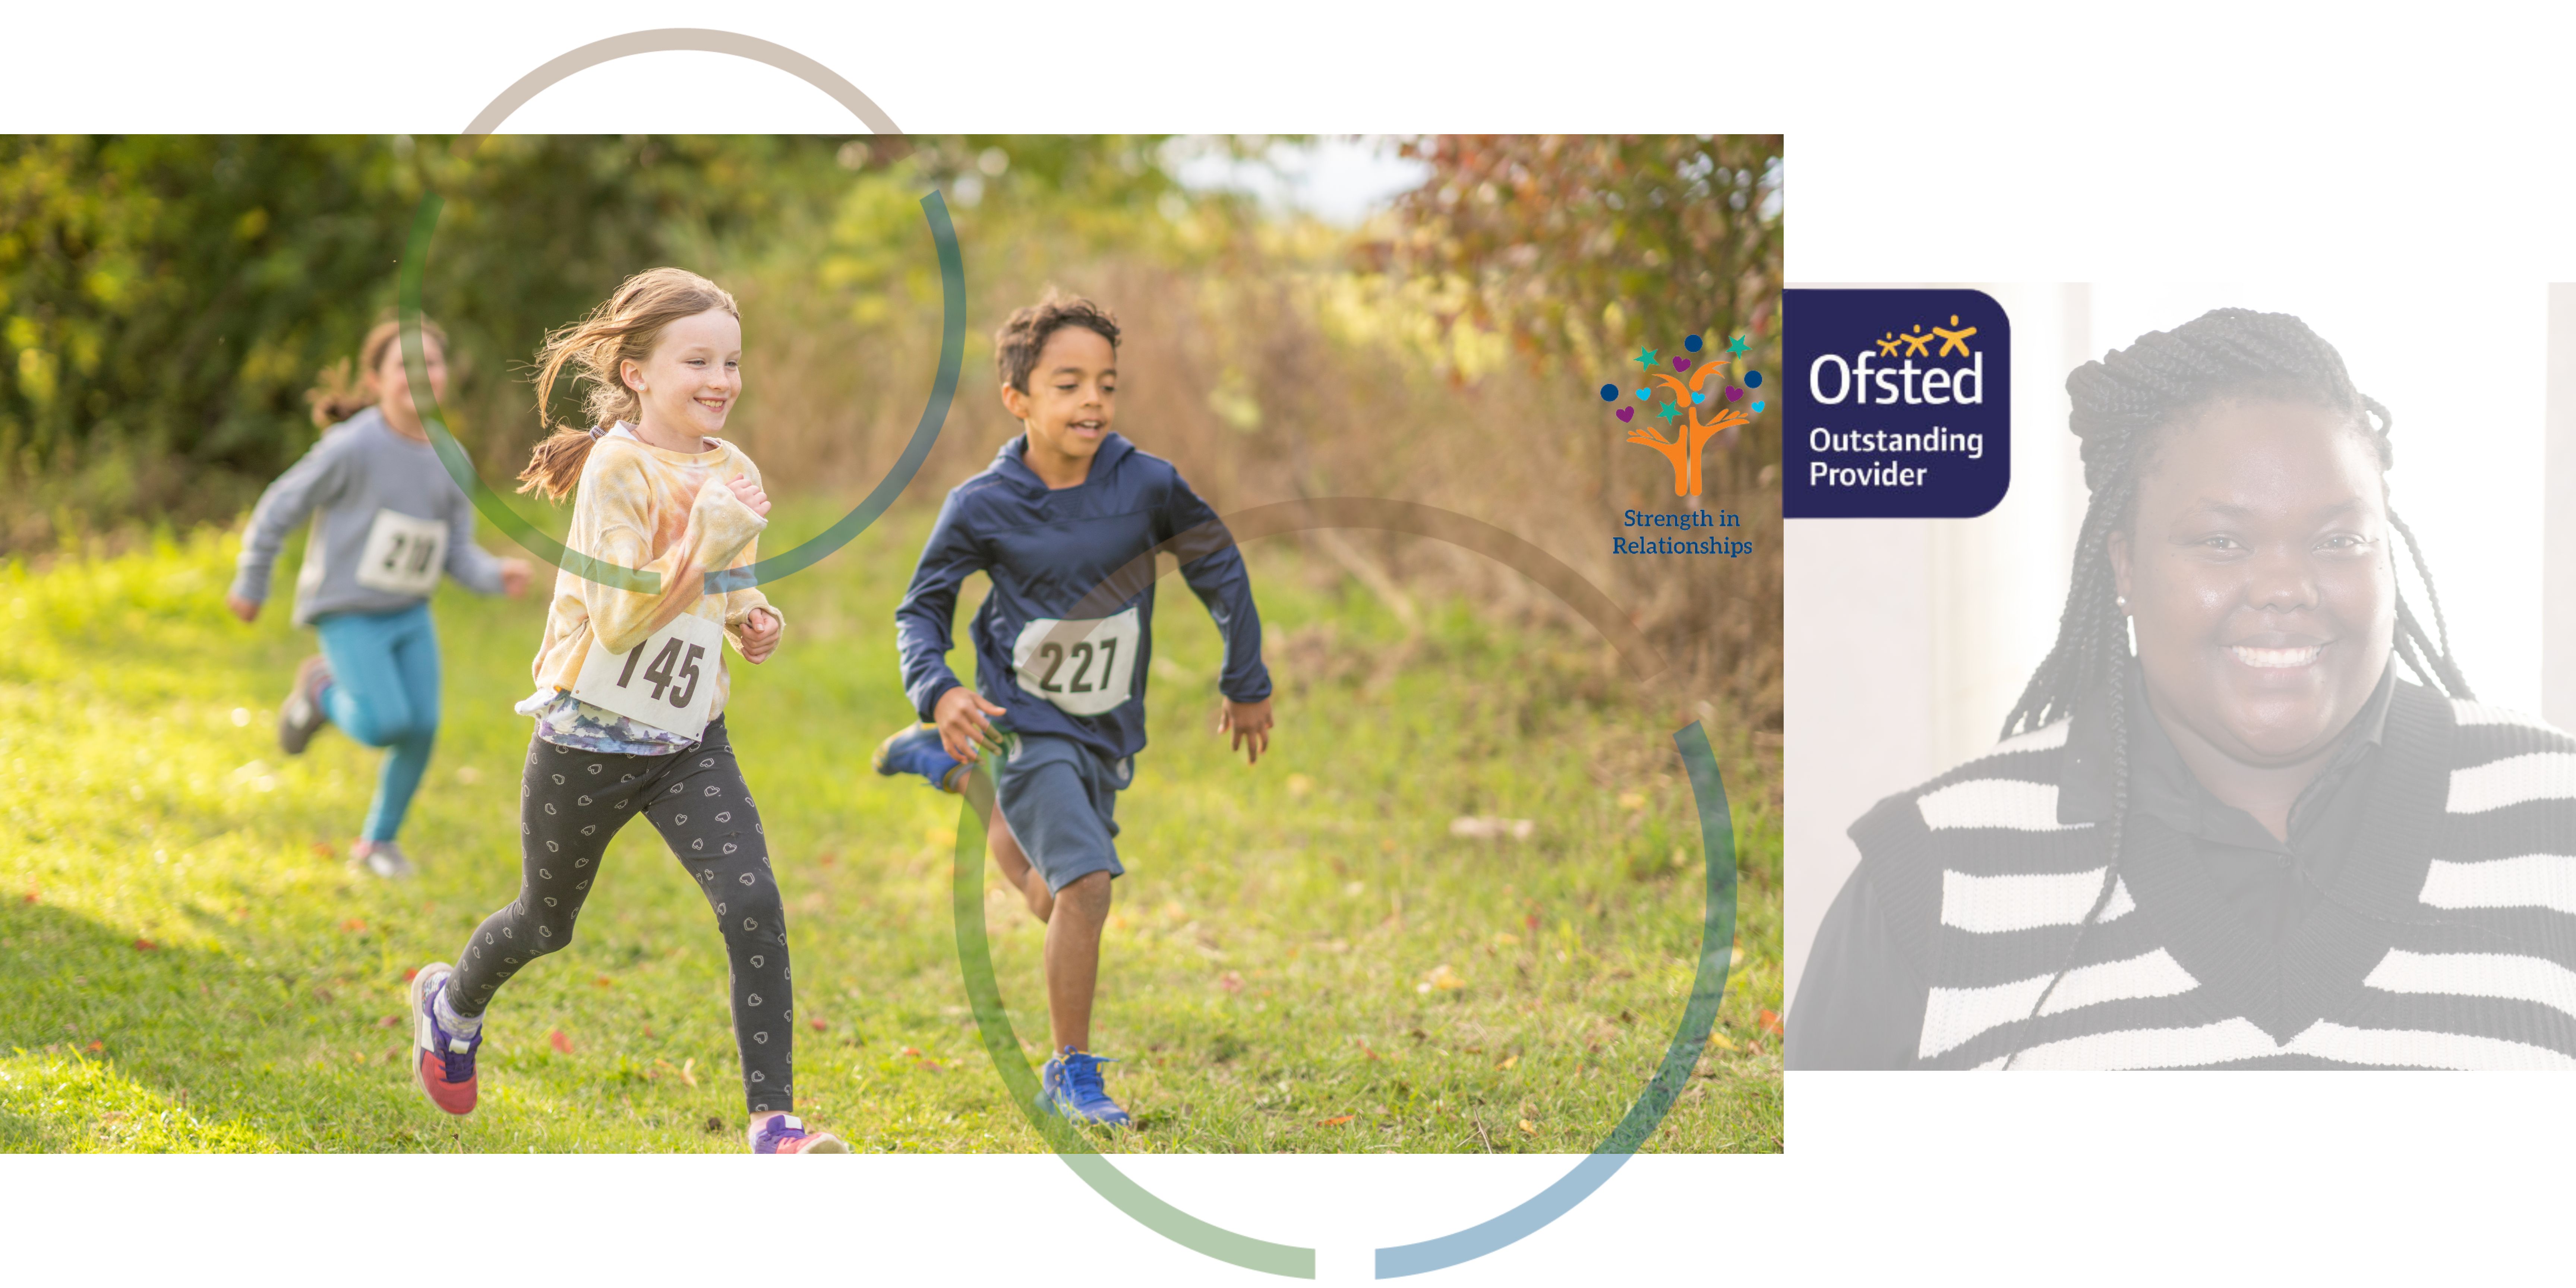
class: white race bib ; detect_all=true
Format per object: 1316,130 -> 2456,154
353,508 -> 447,596
570,611 -> 726,741
1011,608 -> 1141,717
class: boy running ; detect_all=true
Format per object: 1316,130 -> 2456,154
882,293 -> 1272,1127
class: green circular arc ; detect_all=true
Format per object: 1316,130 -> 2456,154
944,508 -> 1743,1279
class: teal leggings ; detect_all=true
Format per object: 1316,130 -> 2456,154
313,603 -> 441,843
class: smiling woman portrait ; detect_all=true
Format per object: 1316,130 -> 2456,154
1788,307 -> 2576,1069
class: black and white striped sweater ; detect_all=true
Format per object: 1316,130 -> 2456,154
1829,680 -> 2576,1069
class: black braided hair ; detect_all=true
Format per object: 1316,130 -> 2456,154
2004,306 -> 2472,741
1992,307 -> 2472,1068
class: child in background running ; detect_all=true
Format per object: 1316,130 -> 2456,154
882,292 -> 1274,1126
407,268 -> 843,1154
228,315 -> 533,879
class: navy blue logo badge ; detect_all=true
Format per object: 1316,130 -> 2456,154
1784,288 -> 2011,518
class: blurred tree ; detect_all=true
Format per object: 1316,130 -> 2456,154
0,134 -> 848,540
1381,135 -> 1783,380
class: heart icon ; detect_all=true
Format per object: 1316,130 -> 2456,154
1752,400 -> 1766,413
1673,357 -> 1690,370
1634,388 -> 1651,402
1726,386 -> 1743,401
1616,406 -> 1634,422
1691,392 -> 1705,404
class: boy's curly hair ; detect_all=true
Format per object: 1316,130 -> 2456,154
995,291 -> 1120,393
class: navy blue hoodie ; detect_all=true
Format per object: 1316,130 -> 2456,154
895,432 -> 1270,763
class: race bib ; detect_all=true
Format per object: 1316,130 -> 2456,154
570,611 -> 726,741
353,508 -> 447,597
1011,607 -> 1141,717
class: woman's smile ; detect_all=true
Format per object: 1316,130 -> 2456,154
2112,397 -> 2396,767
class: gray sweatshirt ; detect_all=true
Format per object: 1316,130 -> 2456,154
230,406 -> 508,625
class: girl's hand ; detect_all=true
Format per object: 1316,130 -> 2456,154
935,685 -> 1009,764
225,595 -> 261,624
1218,696 -> 1273,765
499,559 -> 534,598
725,474 -> 771,518
738,608 -> 782,664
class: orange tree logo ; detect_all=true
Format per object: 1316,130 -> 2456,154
1600,332 -> 1763,497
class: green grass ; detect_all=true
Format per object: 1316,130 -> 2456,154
0,506 -> 1782,1153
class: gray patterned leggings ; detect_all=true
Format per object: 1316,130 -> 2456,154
448,716 -> 795,1114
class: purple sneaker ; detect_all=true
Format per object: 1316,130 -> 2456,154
409,962 -> 480,1116
748,1112 -> 849,1154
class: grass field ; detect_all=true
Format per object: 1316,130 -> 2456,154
0,505 -> 1781,1153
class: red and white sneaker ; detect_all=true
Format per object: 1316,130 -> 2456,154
748,1113 -> 849,1154
409,962 -> 480,1116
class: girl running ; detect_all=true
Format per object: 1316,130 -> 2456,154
228,315 -> 533,879
406,267 -> 843,1153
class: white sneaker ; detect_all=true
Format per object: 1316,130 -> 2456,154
355,840 -> 413,880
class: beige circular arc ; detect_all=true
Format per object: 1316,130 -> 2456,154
461,28 -> 903,136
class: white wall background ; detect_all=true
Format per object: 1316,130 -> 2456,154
1785,282 -> 2552,1016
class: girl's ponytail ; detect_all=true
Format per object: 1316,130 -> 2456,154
518,424 -> 604,503
514,266 -> 740,503
309,313 -> 450,429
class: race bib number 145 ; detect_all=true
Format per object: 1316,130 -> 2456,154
1011,607 -> 1140,717
570,611 -> 726,741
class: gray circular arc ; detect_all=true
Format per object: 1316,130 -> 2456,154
952,496 -> 1740,1279
396,27 -> 950,596
462,28 -> 902,137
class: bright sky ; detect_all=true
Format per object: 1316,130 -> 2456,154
1166,135 -> 1434,226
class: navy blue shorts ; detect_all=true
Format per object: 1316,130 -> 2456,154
993,732 -> 1133,893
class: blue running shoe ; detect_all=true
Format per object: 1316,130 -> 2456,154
874,723 -> 966,793
1038,1048 -> 1132,1127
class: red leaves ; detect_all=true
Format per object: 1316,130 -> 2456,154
376,1015 -> 402,1029
85,1041 -> 103,1053
592,975 -> 613,988
21,887 -> 37,905
899,1045 -> 922,1057
809,1018 -> 827,1032
1523,913 -> 1540,932
1218,970 -> 1244,995
1756,1009 -> 1783,1038
1318,1114 -> 1355,1127
402,967 -> 420,983
311,841 -> 336,859
338,918 -> 365,934
549,1029 -> 572,1054
132,938 -> 156,952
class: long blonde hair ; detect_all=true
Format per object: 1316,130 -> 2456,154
307,313 -> 450,428
516,267 -> 741,502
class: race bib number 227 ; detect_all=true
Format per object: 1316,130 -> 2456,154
1011,608 -> 1140,717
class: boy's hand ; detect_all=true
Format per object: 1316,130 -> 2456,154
1219,696 -> 1273,765
935,686 -> 1009,763
225,595 -> 261,624
725,474 -> 771,518
499,558 -> 534,597
738,608 -> 782,664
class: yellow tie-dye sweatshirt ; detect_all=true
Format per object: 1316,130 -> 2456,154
525,427 -> 779,729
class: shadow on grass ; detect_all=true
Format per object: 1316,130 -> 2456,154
0,894 -> 471,1153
